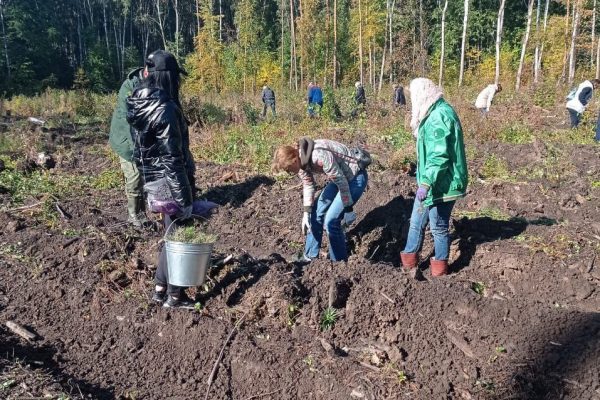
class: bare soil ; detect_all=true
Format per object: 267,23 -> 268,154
0,120 -> 599,400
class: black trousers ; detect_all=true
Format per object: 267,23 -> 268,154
154,214 -> 185,296
568,108 -> 581,128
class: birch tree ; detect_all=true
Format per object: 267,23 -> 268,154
568,0 -> 581,85
458,0 -> 469,87
438,0 -> 448,87
535,0 -> 549,83
592,0 -> 596,68
495,0 -> 507,85
516,0 -> 534,91
333,0 -> 337,87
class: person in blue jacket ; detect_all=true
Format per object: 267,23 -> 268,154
307,82 -> 323,117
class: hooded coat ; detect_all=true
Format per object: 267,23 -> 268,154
475,84 -> 498,111
409,78 -> 468,207
109,68 -> 144,160
126,87 -> 194,209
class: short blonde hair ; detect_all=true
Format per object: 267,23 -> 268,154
272,145 -> 299,173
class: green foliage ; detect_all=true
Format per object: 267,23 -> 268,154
182,98 -> 229,126
480,154 -> 513,181
499,124 -> 533,144
320,307 -> 338,331
91,169 -> 122,190
321,86 -> 342,121
166,226 -> 217,245
0,169 -> 92,206
471,282 -> 486,295
242,102 -> 260,125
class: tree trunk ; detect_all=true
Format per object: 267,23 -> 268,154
438,0 -> 448,87
378,0 -> 390,92
333,0 -> 337,87
0,0 -> 10,80
560,0 -> 572,84
536,0 -> 550,82
533,0 -> 541,84
592,0 -> 596,68
458,0 -> 469,87
103,1 -> 111,61
289,0 -> 298,90
173,0 -> 180,56
325,0 -> 330,86
156,0 -> 168,51
419,0 -> 424,74
358,0 -> 364,84
388,0 -> 396,84
219,0 -> 223,42
195,0 -> 200,34
516,0 -> 534,91
568,1 -> 580,85
495,0 -> 506,85
281,0 -> 285,86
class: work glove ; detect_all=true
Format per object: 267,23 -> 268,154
416,186 -> 429,202
301,211 -> 311,235
342,211 -> 357,227
177,205 -> 194,220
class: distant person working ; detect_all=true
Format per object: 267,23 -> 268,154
475,83 -> 502,116
261,85 -> 276,118
566,79 -> 600,128
307,82 -> 323,117
393,84 -> 406,108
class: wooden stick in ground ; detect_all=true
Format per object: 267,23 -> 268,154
0,201 -> 44,213
204,312 -> 248,400
5,321 -> 37,341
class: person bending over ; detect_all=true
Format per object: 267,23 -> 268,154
273,138 -> 370,262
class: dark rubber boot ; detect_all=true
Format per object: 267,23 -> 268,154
400,252 -> 418,269
430,258 -> 449,277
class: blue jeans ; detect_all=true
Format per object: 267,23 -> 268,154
595,112 -> 600,141
403,198 -> 455,261
304,170 -> 368,261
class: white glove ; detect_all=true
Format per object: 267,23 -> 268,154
302,211 -> 311,235
178,205 -> 193,220
342,211 -> 357,227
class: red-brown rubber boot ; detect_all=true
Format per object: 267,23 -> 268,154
430,258 -> 449,277
400,252 -> 418,270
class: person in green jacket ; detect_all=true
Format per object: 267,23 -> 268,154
400,78 -> 468,277
109,67 -> 148,227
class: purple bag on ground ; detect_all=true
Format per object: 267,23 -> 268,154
149,199 -> 218,217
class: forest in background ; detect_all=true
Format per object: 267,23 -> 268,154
1,0 -> 599,96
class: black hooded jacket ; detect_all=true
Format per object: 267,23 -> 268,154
126,87 -> 194,209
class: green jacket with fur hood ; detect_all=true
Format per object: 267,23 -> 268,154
416,98 -> 468,206
109,68 -> 144,160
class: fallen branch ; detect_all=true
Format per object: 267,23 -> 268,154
204,312 -> 248,400
1,201 -> 44,213
446,331 -> 476,359
5,321 -> 37,341
55,203 -> 71,220
379,291 -> 395,305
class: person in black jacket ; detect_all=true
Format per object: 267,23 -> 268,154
261,85 -> 276,117
127,50 -> 197,309
351,81 -> 366,118
393,84 -> 406,107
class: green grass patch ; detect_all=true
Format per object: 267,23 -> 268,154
480,154 -> 514,182
499,124 -> 533,144
0,169 -> 92,206
166,225 -> 217,244
91,169 -> 123,190
456,206 -> 512,221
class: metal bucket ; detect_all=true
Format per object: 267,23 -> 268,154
165,240 -> 214,287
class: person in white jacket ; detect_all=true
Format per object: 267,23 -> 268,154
475,83 -> 502,115
566,79 -> 600,128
